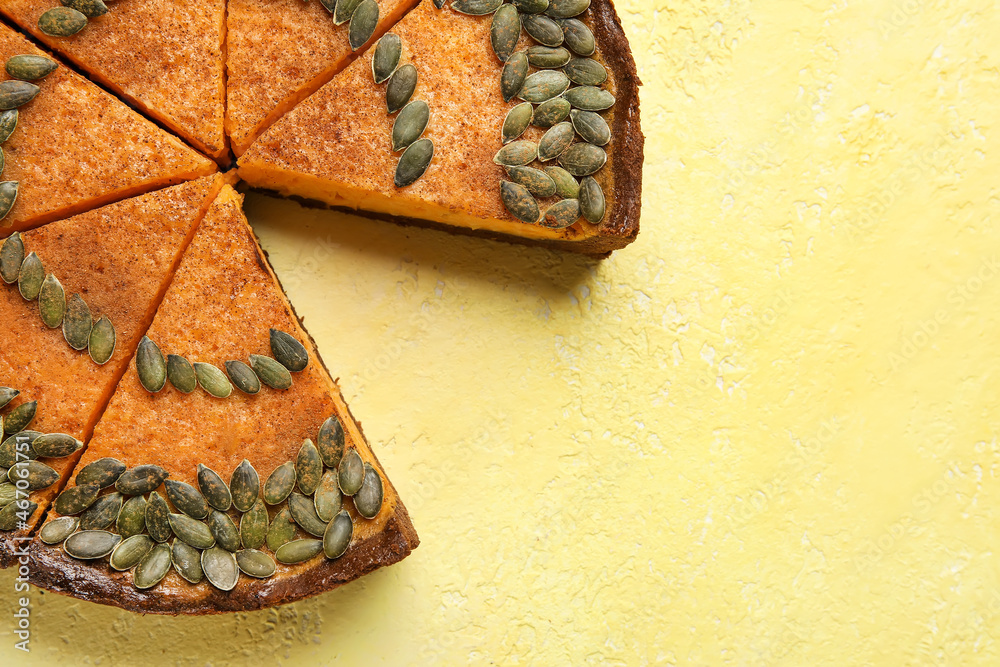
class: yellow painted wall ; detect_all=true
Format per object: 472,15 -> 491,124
4,0 -> 1000,663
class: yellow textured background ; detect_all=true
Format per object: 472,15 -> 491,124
4,0 -> 1000,663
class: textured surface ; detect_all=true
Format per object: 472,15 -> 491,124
4,0 -> 1000,663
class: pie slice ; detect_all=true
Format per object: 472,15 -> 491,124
28,185 -> 417,613
0,23 -> 216,234
0,0 -> 229,160
0,173 -> 229,564
226,0 -> 419,156
237,0 -> 642,255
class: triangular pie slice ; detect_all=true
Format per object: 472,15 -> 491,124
238,0 -> 642,255
0,0 -> 228,160
28,185 -> 418,613
0,23 -> 217,234
226,0 -> 419,155
0,173 -> 229,564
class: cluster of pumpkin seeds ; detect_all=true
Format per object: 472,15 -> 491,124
38,1 -> 112,38
42,413 -> 385,591
315,0 -> 380,51
136,328 -> 308,398
370,33 -> 435,188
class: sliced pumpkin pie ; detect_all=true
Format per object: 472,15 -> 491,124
28,185 -> 417,613
0,173 -> 229,565
238,0 -> 642,255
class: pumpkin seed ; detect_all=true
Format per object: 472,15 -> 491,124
320,0 -> 336,12
333,0 -> 362,25
0,387 -> 15,410
38,7 -> 88,37
194,362 -> 232,398
500,181 -> 541,223
386,63 -> 417,114
206,509 -> 240,552
263,461 -> 295,505
434,0 -> 445,7
565,58 -> 607,86
578,176 -> 606,223
451,0 -> 502,14
338,449 -> 365,496
88,315 -> 116,365
165,479 -> 209,519
62,293 -> 92,350
38,273 -> 65,328
0,231 -> 22,283
559,17 -> 596,55
296,438 -> 323,495
491,4 -> 521,63
518,69 -> 570,103
236,549 -> 276,578
545,165 -> 580,198
502,103 -> 532,144
116,464 -> 168,495
288,491 -> 328,537
0,181 -> 17,222
39,515 -> 78,544
526,46 -> 570,68
0,430 -> 39,464
270,328 -> 309,372
395,138 -> 434,187
76,457 -> 125,488
0,468 -> 6,484
230,459 -> 259,512
570,109 -> 610,146
169,513 -> 215,549
266,507 -> 296,551
0,499 -> 35,529
79,491 -> 122,530
17,252 -> 42,300
136,336 -> 166,392
197,463 -> 232,511
166,354 -> 197,393
562,85 -> 615,110
538,121 -> 574,161
314,470 -> 342,522
494,140 -> 537,166
61,0 -> 108,19
545,0 -> 588,17
559,142 -> 607,175
0,482 -> 15,507
372,33 -> 401,84
240,499 -> 268,550
0,81 -> 39,110
276,538 -> 324,564
171,539 -> 203,583
134,543 -> 171,589
0,146 -> 5,175
14,460 -> 57,490
323,510 -> 353,559
146,491 -> 172,542
202,546 -> 239,590
110,534 -> 153,571
391,100 -> 430,152
348,0 -> 379,51
514,0 -> 548,12
0,110 -> 18,144
31,433 -> 82,458
64,530 -> 119,559
5,55 -> 58,81
506,165 -> 557,197
117,494 -> 146,537
500,51 -> 528,103
354,464 -> 384,519
522,14 -> 563,47
249,354 -> 292,390
317,415 -> 346,468
541,198 -> 581,228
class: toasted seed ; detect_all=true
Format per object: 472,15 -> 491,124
110,534 -> 153,571
64,530 -> 119,559
522,14 -> 563,47
62,293 -> 93,350
333,0 -> 362,24
391,100 -> 430,152
226,359 -> 261,395
269,328 -> 309,372
134,543 -> 171,589
317,415 -> 346,468
206,509 -> 240,552
236,549 -> 276,578
5,55 -> 58,81
348,0 -> 379,51
76,457 -> 125,488
320,0 -> 337,12
202,546 -> 239,590
500,51 -> 528,103
0,181 -> 17,222
538,121 -> 575,161
230,459 -> 259,512
526,45 -> 570,68
248,354 -> 292,390
545,166 -> 580,199
0,482 -> 16,507
502,103 -> 532,144
541,198 -> 581,228
241,499 -> 269,550
386,63 -> 417,114
514,0 -> 548,13
0,388 -> 15,412
565,57 -> 607,86
506,165 -> 557,197
500,180 -> 541,223
80,491 -> 122,530
559,142 -> 607,176
545,0 -> 588,17
166,354 -> 197,393
117,495 -> 147,538
578,176 -> 606,223
0,231 -> 23,283
52,481 -> 101,515
323,510 -> 353,559
433,0 -> 445,7
372,33 -> 401,83
38,274 -> 65,328
39,516 -> 78,544
562,86 -> 615,111
30,433 -> 80,459
0,499 -> 35,529
197,463 -> 232,511
395,138 -> 434,187
17,252 -> 42,300
171,539 -> 203,583
0,429 -> 40,463
136,336 -> 166,392
0,81 -> 39,110
15,460 -> 58,490
570,109 -> 610,146
263,461 -> 296,506
266,507 -> 296,551
88,315 -> 116,365
116,464 -> 168,496
354,464 -> 384,519
494,140 -> 537,166
314,470 -> 343,522
491,4 -> 521,62
295,439 -> 323,495
338,449 -> 365,496
519,69 -> 570,103
0,110 -> 17,144
0,468 -> 6,484
61,0 -> 108,19
288,491 -> 328,537
276,538 -> 324,565
165,479 -> 209,519
559,18 -> 595,56
169,513 -> 215,549
451,0 -> 502,14
194,362 -> 232,398
146,491 -> 172,542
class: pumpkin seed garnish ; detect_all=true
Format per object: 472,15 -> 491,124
169,513 -> 215,549
88,315 -> 116,365
494,140 -> 538,167
146,491 -> 172,542
518,70 -> 570,104
314,469 -> 342,522
296,438 -> 323,495
514,0 -> 549,12
348,0 -> 379,51
202,546 -> 239,590
38,273 -> 66,328
395,137 -> 435,187
564,57 -> 607,86
354,463 -> 384,519
538,121 -> 574,161
263,461 -> 296,505
386,63 -> 418,114
230,459 -> 259,512
0,387 -> 15,410
526,46 -> 571,68
541,198 -> 581,228
559,142 -> 607,176
506,165 -> 557,197
320,0 -> 337,13
0,468 -> 6,484
288,491 -> 329,537
558,17 -> 596,56
117,494 -> 147,538
165,479 -> 210,519
194,362 -> 232,398
451,0 -> 502,15
236,549 -> 276,578
206,509 -> 240,552
5,55 -> 58,82
79,491 -> 122,530
522,14 -> 564,47
0,181 -> 17,222
62,293 -> 93,350
500,180 -> 541,223
0,231 -> 23,283
500,51 -> 528,103
391,100 -> 430,152
240,499 -> 269,549
171,539 -> 203,583
136,336 -> 167,392
17,252 -> 42,301
0,81 -> 39,110
116,464 -> 168,496
64,530 -> 120,559
275,538 -> 324,565
338,449 -> 365,496
248,354 -> 292,390
30,433 -> 81,458
372,33 -> 402,84
270,328 -> 309,372
4,401 -> 36,435
333,0 -> 362,25
38,7 -> 88,37
166,354 -> 197,393
0,110 -> 18,144
545,166 -> 580,199
0,431 -> 40,465
578,176 -> 606,223
39,515 -> 78,544
134,543 -> 172,589
266,507 -> 296,551
62,0 -> 108,19
545,0 -> 589,18
502,103 -> 533,144
76,457 -> 125,488
0,482 -> 15,507
490,4 -> 521,63
562,85 -> 615,110
317,415 -> 346,468
323,510 -> 353,559
110,534 -> 153,571
197,463 -> 232,511
16,459 -> 58,490
0,499 -> 35,529
570,109 -> 610,146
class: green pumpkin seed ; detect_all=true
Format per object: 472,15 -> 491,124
338,449 -> 365,496
296,438 -> 323,495
31,433 -> 81,459
395,138 -> 434,187
146,491 -> 172,542
240,499 -> 268,550
0,482 -> 15,507
110,534 -> 153,571
165,479 -> 209,519
75,457 -> 124,488
565,58 -> 607,86
197,463 -> 232,511
541,198 -> 581,228
169,513 -> 215,549
133,543 -> 171,589
562,85 -> 615,110
288,491 -> 328,537
236,549 -> 276,578
61,0 -> 107,19
323,510 -> 353,559
348,0 -> 379,51
136,336 -> 166,392
514,0 -> 548,13
171,539 -> 203,583
0,468 -> 6,484
518,70 -> 569,103
526,46 -> 570,68
0,499 -> 35,529
0,81 -> 39,110
506,165 -> 557,197
270,328 -> 309,372
386,63 -> 417,114
79,491 -> 122,530
206,509 -> 240,552
202,546 -> 240,591
494,140 -> 537,166
578,176 -> 606,223
64,530 -> 119,559
266,507 -> 296,551
0,388 -> 15,411
391,100 -> 430,152
451,0 -> 502,14
0,181 -> 17,222
248,354 -> 292,390
230,459 -> 259,512
317,415 -> 346,468
372,33 -> 401,84
62,293 -> 92,350
11,459 -> 56,490
263,461 -> 296,505
433,0 -> 445,8
0,430 -> 39,464
38,273 -> 66,328
117,494 -> 146,537
320,0 -> 337,12
227,359 -> 264,396
570,109 -> 610,146
522,14 -> 563,47
116,464 -> 168,495
0,231 -> 23,283
545,165 -> 580,198
502,102 -> 532,144
333,0 -> 362,25
39,516 -> 78,544
194,362 -> 232,398
559,17 -> 595,56
0,146 -> 5,175
491,4 -> 521,63
314,469 -> 342,522
354,464 -> 384,519
0,110 -> 18,144
166,354 -> 197,393
545,0 -> 588,17
500,51 -> 528,103
559,142 -> 607,175
17,252 -> 42,300
88,315 -> 116,365
500,181 -> 541,223
275,538 -> 323,564
538,121 -> 574,161
5,55 -> 58,81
